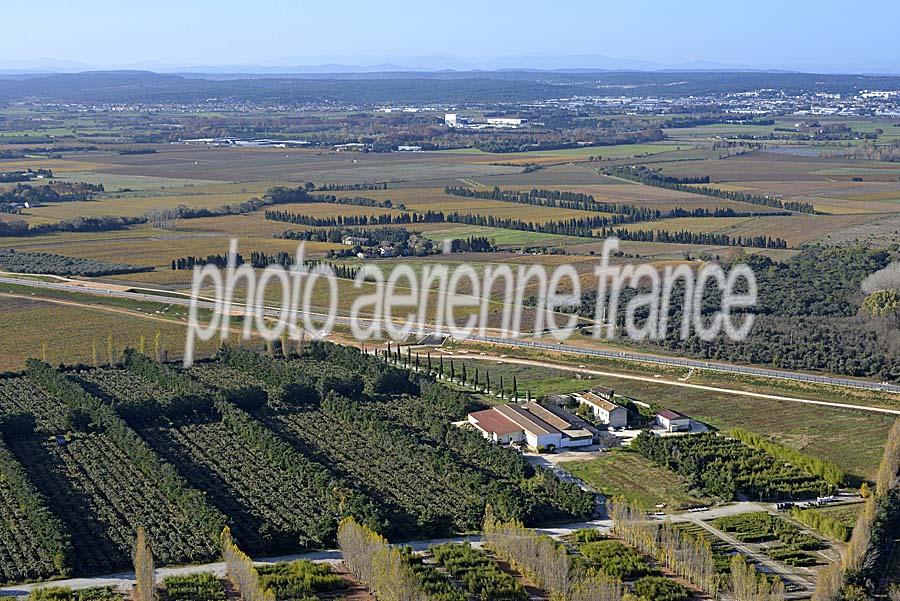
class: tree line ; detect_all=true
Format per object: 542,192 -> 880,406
598,227 -> 789,249
611,498 -> 786,601
264,209 -> 443,227
0,215 -> 145,237
0,181 -> 104,208
0,248 -> 152,277
815,419 -> 900,601
443,185 -> 773,222
268,208 -> 790,250
605,165 -> 815,214
169,251 -> 360,280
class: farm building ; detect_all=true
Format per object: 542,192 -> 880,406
342,236 -> 370,246
656,409 -> 692,432
571,387 -> 627,428
466,402 -> 595,452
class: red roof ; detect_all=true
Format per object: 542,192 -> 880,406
469,408 -> 522,435
658,409 -> 687,420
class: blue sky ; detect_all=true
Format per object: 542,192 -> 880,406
3,0 -> 898,73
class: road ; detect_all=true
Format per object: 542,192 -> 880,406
0,501 -> 789,597
2,274 -> 898,396
445,352 -> 900,416
687,518 -> 816,598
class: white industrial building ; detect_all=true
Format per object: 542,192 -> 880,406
485,117 -> 526,127
656,409 -> 692,432
467,403 -> 595,452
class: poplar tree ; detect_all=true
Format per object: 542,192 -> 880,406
154,331 -> 162,363
133,527 -> 155,601
107,334 -> 115,366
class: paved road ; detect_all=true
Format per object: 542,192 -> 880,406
448,352 -> 900,416
2,274 -> 898,396
1,503 -> 785,597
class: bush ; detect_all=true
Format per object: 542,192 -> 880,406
632,576 -> 690,601
431,543 -> 526,601
572,528 -> 606,543
789,507 -> 852,542
713,512 -> 821,551
579,540 -> 657,580
29,588 -> 73,601
163,573 -> 225,601
256,560 -> 346,601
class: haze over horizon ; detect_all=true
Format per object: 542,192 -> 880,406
2,0 -> 898,75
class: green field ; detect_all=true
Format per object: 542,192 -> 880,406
562,449 -> 712,510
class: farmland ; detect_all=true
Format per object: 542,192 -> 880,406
0,343 -> 593,583
3,24 -> 900,601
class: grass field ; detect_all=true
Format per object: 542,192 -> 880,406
0,295 -> 218,371
804,502 -> 864,529
561,449 -> 713,510
438,142 -> 685,163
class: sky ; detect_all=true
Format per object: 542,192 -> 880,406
2,0 -> 898,73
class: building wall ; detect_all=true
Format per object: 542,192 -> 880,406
607,407 -> 628,428
559,436 -> 593,449
657,416 -> 691,432
588,403 -> 627,428
526,431 -> 562,451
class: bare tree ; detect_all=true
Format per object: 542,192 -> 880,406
145,207 -> 180,231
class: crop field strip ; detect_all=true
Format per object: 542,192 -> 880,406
0,374 -> 219,577
0,435 -> 67,584
0,343 -> 595,583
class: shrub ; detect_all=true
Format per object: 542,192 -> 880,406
632,576 -> 690,601
579,540 -> 657,580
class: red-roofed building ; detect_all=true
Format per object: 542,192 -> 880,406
467,404 -> 595,451
656,409 -> 691,432
467,408 -> 524,444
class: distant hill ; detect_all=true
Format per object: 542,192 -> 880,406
1,69 -> 899,104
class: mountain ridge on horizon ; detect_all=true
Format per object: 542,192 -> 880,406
1,52 -> 897,76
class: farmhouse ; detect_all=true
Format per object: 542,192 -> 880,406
342,236 -> 370,246
571,387 -> 627,428
656,409 -> 692,432
467,402 -> 595,452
